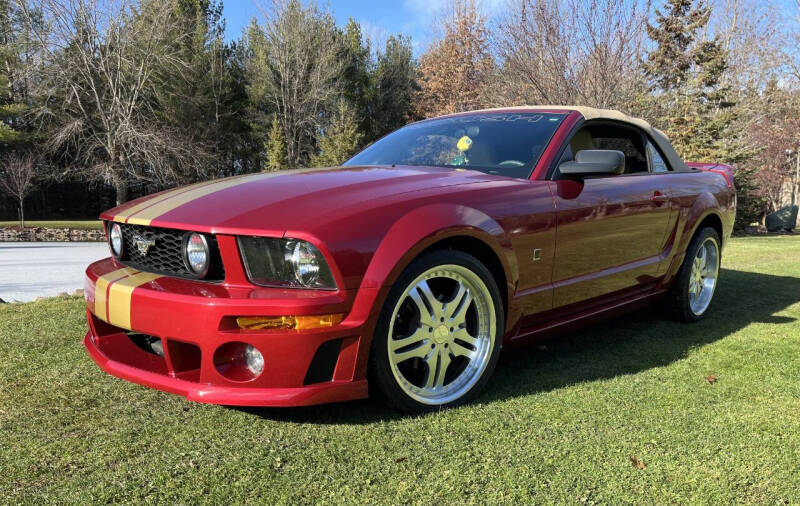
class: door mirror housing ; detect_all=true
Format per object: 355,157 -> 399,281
559,150 -> 625,176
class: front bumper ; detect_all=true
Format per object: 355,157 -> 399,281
84,257 -> 376,406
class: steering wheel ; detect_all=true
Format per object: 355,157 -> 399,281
498,160 -> 525,167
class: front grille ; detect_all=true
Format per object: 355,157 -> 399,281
115,222 -> 225,281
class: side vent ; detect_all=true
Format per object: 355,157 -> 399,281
303,339 -> 342,385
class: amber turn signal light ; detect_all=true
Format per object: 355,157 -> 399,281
236,313 -> 345,331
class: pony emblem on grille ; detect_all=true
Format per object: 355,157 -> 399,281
132,234 -> 156,256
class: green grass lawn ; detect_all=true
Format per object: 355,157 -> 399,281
0,220 -> 103,230
2,236 -> 799,503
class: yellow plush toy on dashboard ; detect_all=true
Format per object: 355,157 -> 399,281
457,135 -> 473,152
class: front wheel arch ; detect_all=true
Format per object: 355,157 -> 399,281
414,235 -> 509,322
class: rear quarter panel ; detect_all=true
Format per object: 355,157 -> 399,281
662,169 -> 735,284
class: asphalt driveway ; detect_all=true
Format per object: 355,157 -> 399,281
0,242 -> 108,303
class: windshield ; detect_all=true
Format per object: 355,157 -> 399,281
344,112 -> 566,179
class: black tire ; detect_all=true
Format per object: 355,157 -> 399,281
669,226 -> 721,322
369,250 -> 504,413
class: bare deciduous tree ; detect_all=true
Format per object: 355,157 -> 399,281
16,0 -> 213,205
415,0 -> 496,117
494,0 -> 648,112
247,0 -> 344,169
0,154 -> 37,227
711,0 -> 784,94
745,87 -> 800,221
788,0 -> 800,84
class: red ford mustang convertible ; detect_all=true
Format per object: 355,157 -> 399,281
84,106 -> 736,412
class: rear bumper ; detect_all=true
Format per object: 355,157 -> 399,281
84,257 -> 376,406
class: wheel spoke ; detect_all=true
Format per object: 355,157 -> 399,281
392,336 -> 432,363
697,245 -> 707,271
452,327 -> 477,347
408,281 -> 439,326
423,349 -> 440,388
450,341 -> 477,359
445,284 -> 472,326
418,280 -> 443,318
443,283 -> 465,317
435,350 -> 452,388
389,328 -> 429,352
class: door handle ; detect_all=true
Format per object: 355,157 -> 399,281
651,191 -> 669,204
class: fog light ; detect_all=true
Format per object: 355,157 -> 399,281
213,341 -> 265,382
244,344 -> 264,375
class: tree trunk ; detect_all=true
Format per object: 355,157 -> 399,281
18,201 -> 24,229
759,203 -> 769,227
793,153 -> 799,208
115,182 -> 128,206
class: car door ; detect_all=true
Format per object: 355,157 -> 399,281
548,122 -> 673,309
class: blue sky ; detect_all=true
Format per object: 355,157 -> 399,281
222,0 -> 502,53
223,0 -> 800,56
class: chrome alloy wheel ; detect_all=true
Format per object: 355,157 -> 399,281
387,264 -> 496,405
688,237 -> 720,315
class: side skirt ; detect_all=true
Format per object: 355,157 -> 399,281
505,289 -> 669,350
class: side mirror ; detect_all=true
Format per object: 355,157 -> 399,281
559,150 -> 625,176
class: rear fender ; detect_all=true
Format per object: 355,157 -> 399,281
664,191 -> 723,283
682,192 -> 721,249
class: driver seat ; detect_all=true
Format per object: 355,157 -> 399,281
467,141 -> 496,165
570,129 -> 595,157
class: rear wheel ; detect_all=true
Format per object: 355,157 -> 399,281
370,250 -> 504,413
670,227 -> 721,322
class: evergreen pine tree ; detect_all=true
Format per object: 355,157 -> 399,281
0,0 -> 34,147
369,35 -> 418,141
340,19 -> 372,136
265,116 -> 288,172
644,0 -> 747,164
310,103 -> 363,167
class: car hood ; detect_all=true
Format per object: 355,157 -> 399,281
103,165 -> 495,234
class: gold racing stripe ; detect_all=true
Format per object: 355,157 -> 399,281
106,272 -> 162,330
117,168 -> 323,226
110,179 -> 220,223
94,267 -> 139,323
124,174 -> 266,226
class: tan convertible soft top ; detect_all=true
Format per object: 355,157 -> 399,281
470,105 -> 689,172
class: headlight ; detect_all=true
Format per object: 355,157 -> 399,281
109,222 -> 123,257
290,241 -> 322,286
183,232 -> 210,277
238,237 -> 336,289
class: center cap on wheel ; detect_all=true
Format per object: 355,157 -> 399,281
433,325 -> 450,344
